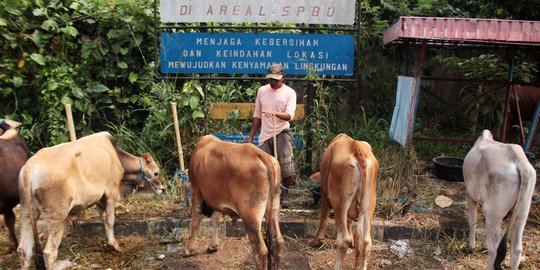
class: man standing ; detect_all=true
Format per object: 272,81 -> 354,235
247,63 -> 297,208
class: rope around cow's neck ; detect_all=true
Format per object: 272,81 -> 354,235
138,157 -> 160,195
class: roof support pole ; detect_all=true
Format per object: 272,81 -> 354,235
501,46 -> 516,142
403,41 -> 410,76
405,40 -> 426,146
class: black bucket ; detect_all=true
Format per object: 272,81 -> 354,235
432,156 -> 464,182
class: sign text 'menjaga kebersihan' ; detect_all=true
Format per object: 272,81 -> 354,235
160,0 -> 355,25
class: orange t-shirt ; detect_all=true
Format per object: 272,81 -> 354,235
253,84 -> 297,145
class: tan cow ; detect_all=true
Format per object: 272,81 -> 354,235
186,135 -> 284,270
17,132 -> 164,270
463,129 -> 536,270
310,133 -> 379,270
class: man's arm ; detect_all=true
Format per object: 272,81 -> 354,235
263,111 -> 291,121
247,117 -> 261,144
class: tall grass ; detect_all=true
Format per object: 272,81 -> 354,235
376,147 -> 420,219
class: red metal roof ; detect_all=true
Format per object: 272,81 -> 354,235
384,16 -> 540,47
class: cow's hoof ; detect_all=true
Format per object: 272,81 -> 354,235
206,246 -> 218,253
462,246 -> 473,254
280,198 -> 291,209
183,249 -> 195,257
107,243 -> 122,252
309,239 -> 324,247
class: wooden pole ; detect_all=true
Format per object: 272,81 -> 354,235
171,102 -> 185,171
272,116 -> 277,159
64,104 -> 76,142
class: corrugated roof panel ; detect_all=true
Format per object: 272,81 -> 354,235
383,16 -> 540,46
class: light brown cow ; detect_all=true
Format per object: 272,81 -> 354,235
310,133 -> 379,270
186,135 -> 284,270
463,129 -> 536,270
17,131 -> 164,270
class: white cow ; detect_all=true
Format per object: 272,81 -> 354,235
463,129 -> 536,270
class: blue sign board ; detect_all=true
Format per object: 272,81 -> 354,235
211,132 -> 304,150
160,32 -> 354,76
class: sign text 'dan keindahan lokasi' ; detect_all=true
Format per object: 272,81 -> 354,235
160,0 -> 355,25
160,33 -> 354,76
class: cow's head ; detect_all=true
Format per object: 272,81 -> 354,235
0,119 -> 21,139
0,129 -> 19,140
138,152 -> 166,195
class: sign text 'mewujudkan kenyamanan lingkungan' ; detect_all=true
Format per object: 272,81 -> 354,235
160,33 -> 355,76
160,0 -> 356,25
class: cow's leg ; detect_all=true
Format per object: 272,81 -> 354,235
353,217 -> 366,269
310,196 -> 330,247
484,214 -> 504,270
334,166 -> 359,270
357,171 -> 377,270
98,201 -> 121,251
43,218 -> 66,270
244,218 -> 268,270
354,214 -> 372,270
17,206 -> 34,270
271,189 -> 285,269
263,189 -> 285,269
4,209 -> 18,251
466,195 -> 478,250
185,188 -> 203,257
509,216 -> 528,270
333,211 -> 350,270
208,211 -> 222,252
348,220 -> 355,248
333,201 -> 352,270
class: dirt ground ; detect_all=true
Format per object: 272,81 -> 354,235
1,167 -> 539,269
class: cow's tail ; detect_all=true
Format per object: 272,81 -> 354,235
352,142 -> 378,251
264,154 -> 280,270
494,159 -> 535,269
352,142 -> 368,212
19,168 -> 45,270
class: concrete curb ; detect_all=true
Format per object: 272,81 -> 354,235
68,216 -> 469,242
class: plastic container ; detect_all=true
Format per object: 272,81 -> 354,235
432,156 -> 464,182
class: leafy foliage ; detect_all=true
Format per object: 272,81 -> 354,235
437,54 -> 538,133
1,0 -> 155,148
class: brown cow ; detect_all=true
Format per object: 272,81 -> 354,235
310,134 -> 379,270
186,135 -> 284,270
17,131 -> 164,270
0,119 -> 32,251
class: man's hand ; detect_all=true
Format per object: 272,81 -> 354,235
263,111 -> 277,118
263,111 -> 290,121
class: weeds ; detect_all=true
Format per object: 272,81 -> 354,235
377,147 -> 419,219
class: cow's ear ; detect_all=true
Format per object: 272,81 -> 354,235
5,119 -> 21,128
309,172 -> 321,182
141,152 -> 152,162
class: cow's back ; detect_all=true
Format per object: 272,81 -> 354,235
189,135 -> 276,214
464,131 -> 535,206
320,134 -> 375,193
21,132 -> 124,210
320,134 -> 378,218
